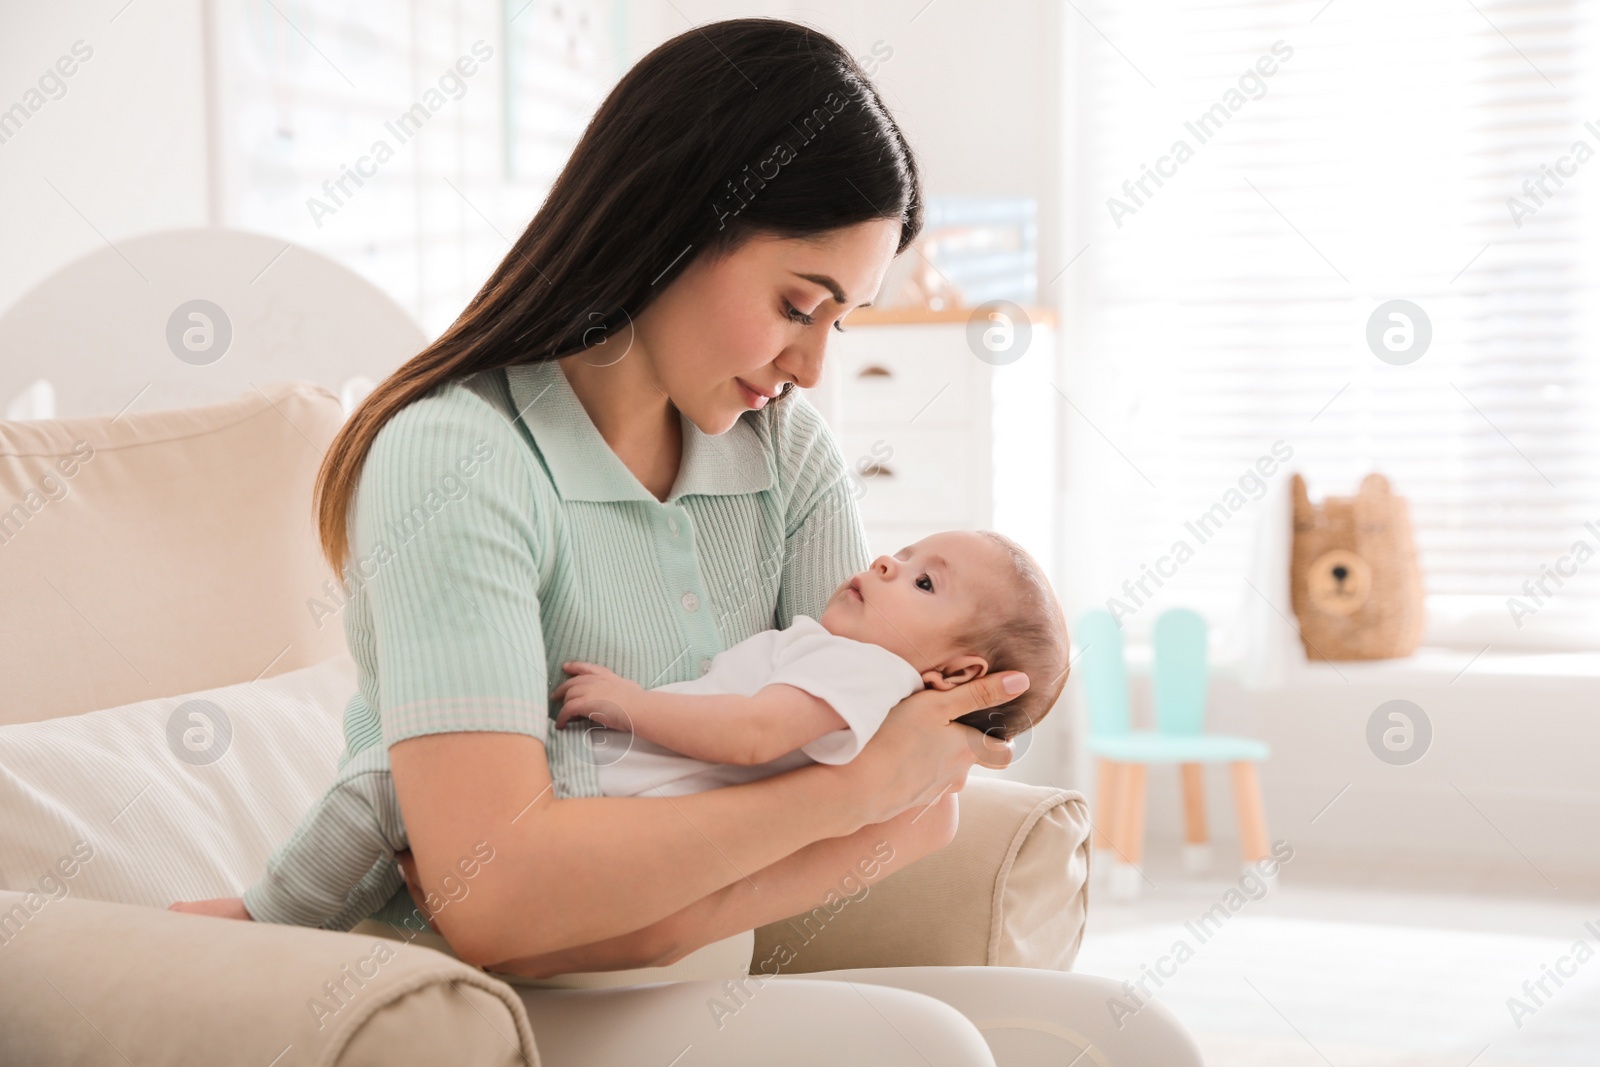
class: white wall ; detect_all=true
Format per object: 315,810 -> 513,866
0,0 -> 210,317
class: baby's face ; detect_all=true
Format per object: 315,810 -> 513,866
819,530 -> 1007,680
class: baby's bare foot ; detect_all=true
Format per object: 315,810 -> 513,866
168,897 -> 252,921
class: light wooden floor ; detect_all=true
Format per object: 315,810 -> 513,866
1072,850 -> 1600,1066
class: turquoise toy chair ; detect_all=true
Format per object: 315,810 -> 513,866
1078,608 -> 1271,893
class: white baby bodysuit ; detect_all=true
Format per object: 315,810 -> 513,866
591,615 -> 926,798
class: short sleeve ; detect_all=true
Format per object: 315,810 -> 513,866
768,394 -> 873,628
351,389 -> 552,749
764,621 -> 925,765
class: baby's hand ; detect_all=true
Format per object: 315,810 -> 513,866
553,662 -> 643,730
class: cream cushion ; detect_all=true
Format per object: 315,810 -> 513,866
0,889 -> 542,1067
0,380 -> 348,724
751,778 -> 1091,972
0,642 -> 550,1066
0,653 -> 354,907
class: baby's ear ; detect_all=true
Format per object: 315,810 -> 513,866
922,656 -> 988,690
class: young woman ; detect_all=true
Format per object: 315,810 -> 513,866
314,18 -> 1200,1066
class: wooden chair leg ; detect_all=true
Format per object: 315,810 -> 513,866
1180,763 -> 1208,846
1231,761 -> 1270,863
1115,763 -> 1149,866
1093,759 -> 1122,851
1180,761 -> 1211,873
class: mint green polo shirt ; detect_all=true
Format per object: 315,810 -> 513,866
336,357 -> 871,801
241,359 -> 872,930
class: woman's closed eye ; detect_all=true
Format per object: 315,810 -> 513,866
784,300 -> 848,332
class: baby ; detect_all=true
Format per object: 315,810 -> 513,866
170,529 -> 1069,930
559,529 -> 1071,799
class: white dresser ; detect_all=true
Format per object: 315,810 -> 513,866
805,307 -> 1060,589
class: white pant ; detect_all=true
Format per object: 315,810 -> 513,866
515,966 -> 1203,1066
355,920 -> 1201,1065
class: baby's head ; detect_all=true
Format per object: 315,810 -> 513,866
819,530 -> 1070,740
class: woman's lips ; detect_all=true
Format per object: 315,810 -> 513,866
736,378 -> 772,410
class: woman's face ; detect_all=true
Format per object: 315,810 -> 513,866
633,219 -> 902,435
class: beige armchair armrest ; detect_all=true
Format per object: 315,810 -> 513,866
0,891 -> 541,1067
751,776 -> 1091,974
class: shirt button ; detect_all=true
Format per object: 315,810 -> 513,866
681,592 -> 700,613
699,658 -> 713,676
667,515 -> 680,536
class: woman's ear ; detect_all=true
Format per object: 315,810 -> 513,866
921,656 -> 989,691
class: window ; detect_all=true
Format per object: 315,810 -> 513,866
1059,0 -> 1600,652
206,0 -> 618,338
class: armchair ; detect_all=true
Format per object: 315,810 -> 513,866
0,375 -> 1097,1065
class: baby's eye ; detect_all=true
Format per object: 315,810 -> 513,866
915,574 -> 934,592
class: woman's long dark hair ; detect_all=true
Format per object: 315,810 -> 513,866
316,18 -> 923,573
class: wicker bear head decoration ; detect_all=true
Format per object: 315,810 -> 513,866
1289,473 -> 1425,661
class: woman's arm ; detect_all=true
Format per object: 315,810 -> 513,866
479,792 -> 960,978
391,731 -> 848,967
392,670 -> 1023,968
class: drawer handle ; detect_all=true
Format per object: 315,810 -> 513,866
859,462 -> 894,478
857,364 -> 893,379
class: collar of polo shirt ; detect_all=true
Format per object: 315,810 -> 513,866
505,358 -> 775,504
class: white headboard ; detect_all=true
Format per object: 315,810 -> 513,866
0,227 -> 428,420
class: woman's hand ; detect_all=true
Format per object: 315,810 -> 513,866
552,662 -> 643,729
839,671 -> 1027,827
167,896 -> 252,921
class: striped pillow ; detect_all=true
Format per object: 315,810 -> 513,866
0,655 -> 354,910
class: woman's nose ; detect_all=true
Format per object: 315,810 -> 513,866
776,334 -> 828,391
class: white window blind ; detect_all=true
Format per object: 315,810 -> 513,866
207,0 -> 617,338
1059,0 -> 1600,651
